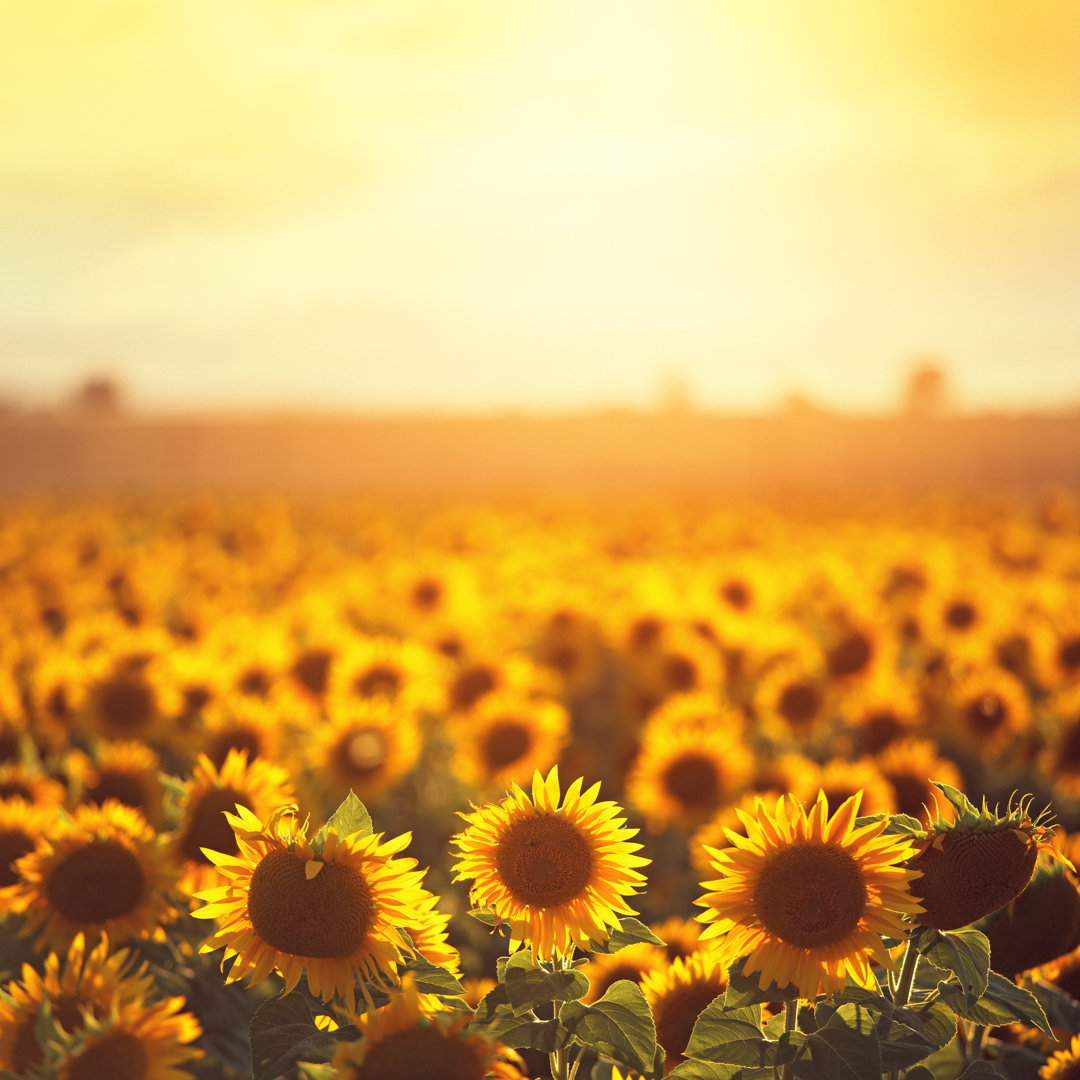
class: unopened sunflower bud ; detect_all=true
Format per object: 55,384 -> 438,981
909,785 -> 1059,932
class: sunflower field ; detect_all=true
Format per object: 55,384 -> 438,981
2,491 -> 1080,1080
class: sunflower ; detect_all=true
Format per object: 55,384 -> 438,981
0,932 -> 156,1075
1034,614 -> 1080,692
67,740 -> 165,825
443,652 -> 551,715
0,797 -> 55,888
1040,685 -> 1080,799
52,994 -> 202,1080
328,635 -> 445,718
624,718 -> 752,831
752,661 -> 832,747
696,791 -> 922,998
640,950 -> 729,1075
796,758 -> 896,819
0,761 -> 67,808
4,801 -> 180,953
876,740 -> 963,826
447,692 -> 569,793
198,696 -> 285,769
580,942 -> 667,1004
945,666 -> 1033,756
690,792 -> 784,876
309,698 -> 421,806
169,749 -> 295,896
1042,1033 -> 1080,1080
79,658 -> 178,744
192,804 -> 429,1012
841,673 -> 923,754
530,605 -> 604,697
452,767 -> 650,960
330,973 -> 526,1080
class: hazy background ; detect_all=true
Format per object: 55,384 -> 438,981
2,0 -> 1079,416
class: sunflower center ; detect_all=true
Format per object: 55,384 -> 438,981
450,666 -> 496,711
662,754 -> 721,810
247,847 -> 375,957
827,633 -> 872,678
353,1025 -> 487,1080
238,668 -> 271,697
1060,637 -> 1080,672
544,643 -> 580,675
292,649 -> 333,696
355,665 -> 401,699
480,721 -> 532,770
411,578 -> 443,611
494,814 -> 593,908
98,678 -> 154,735
67,1031 -> 149,1080
862,710 -> 903,753
944,601 -> 976,630
654,976 -> 728,1066
966,694 -> 1007,734
45,840 -> 146,924
0,826 -> 34,887
663,655 -> 698,693
85,771 -> 151,814
206,727 -> 262,769
720,579 -> 752,611
180,786 -> 250,863
777,683 -> 822,727
755,842 -> 867,949
342,730 -> 388,775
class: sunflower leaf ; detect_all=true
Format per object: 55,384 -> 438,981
249,994 -> 358,1080
666,1063 -> 775,1079
937,970 -> 1053,1036
723,955 -> 799,1007
956,1064 -> 1008,1078
914,926 -> 990,1007
321,791 -> 373,846
499,952 -> 589,1015
560,979 -> 658,1075
469,1011 -> 571,1052
400,954 -> 463,998
853,812 -> 926,838
586,915 -> 665,954
684,997 -> 780,1067
788,1012 -> 882,1080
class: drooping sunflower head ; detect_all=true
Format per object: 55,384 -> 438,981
5,801 -> 179,953
696,791 -> 922,998
330,974 -> 527,1080
192,803 -> 430,1012
910,784 -> 1063,932
452,767 -> 650,961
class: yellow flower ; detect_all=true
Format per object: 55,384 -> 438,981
192,805 -> 429,1012
696,791 -> 922,998
330,974 -> 526,1080
4,802 -> 179,953
1041,1032 -> 1080,1079
0,797 -> 55,888
452,767 -> 650,960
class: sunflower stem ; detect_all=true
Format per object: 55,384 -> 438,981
780,998 -> 799,1080
886,939 -> 921,1080
967,1023 -> 987,1063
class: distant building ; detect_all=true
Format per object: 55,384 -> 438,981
903,360 -> 949,416
71,375 -> 124,417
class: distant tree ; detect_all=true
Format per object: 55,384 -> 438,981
658,371 -> 694,415
72,375 -> 124,416
903,360 -> 949,416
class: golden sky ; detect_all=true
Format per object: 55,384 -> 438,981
2,0 -> 1079,412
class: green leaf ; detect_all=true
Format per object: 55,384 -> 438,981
880,1000 -> 957,1070
401,954 -> 463,998
249,995 -> 358,1080
471,1012 -> 570,1052
311,792 -> 373,855
956,1064 -> 1007,1078
684,998 -> 776,1067
467,907 -> 511,936
723,954 -> 798,1007
587,915 -> 666,954
666,1063 -> 775,1079
915,927 -> 990,1007
937,971 -> 1052,1036
561,980 -> 658,1075
854,812 -> 926,837
297,1065 -> 337,1080
500,952 -> 589,1016
790,1019 -> 881,1080
902,1068 -> 936,1080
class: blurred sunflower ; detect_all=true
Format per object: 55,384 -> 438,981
170,749 -> 295,896
453,767 -> 649,960
876,740 -> 963,826
5,801 -> 179,952
309,698 -> 421,806
0,761 -> 67,808
641,950 -> 728,1075
0,932 -> 156,1076
796,758 -> 897,818
443,652 -> 551,715
328,635 -> 444,718
580,942 -> 667,1004
625,718 -> 752,831
696,792 -> 922,997
50,993 -> 202,1080
79,657 -> 179,744
651,916 -> 705,961
753,662 -> 832,746
946,666 -> 1033,755
1034,614 -> 1080,692
840,673 -> 923,754
193,804 -> 428,1011
530,605 -> 604,697
330,973 -> 526,1080
198,696 -> 285,769
1042,686 -> 1080,798
690,792 -> 784,876
447,693 -> 569,793
0,798 -> 54,888
1041,1033 -> 1080,1080
67,740 -> 165,825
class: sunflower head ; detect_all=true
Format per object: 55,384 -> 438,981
911,783 -> 1063,931
641,951 -> 728,1073
696,791 -> 922,999
452,767 -> 650,961
193,802 -> 430,1012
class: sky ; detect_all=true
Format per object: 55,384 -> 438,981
2,0 -> 1079,414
